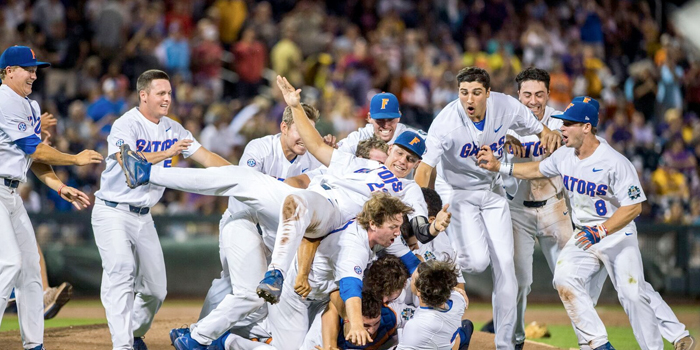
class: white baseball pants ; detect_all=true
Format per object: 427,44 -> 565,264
449,188 -> 517,350
190,212 -> 271,345
553,229 -> 663,350
91,202 -> 167,350
0,185 -> 43,349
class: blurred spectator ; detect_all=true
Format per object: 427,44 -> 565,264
232,27 -> 266,99
651,159 -> 689,211
247,2 -> 277,50
213,0 -> 247,46
192,19 -> 224,99
270,21 -> 303,87
19,183 -> 42,214
625,60 -> 657,121
548,59 -> 572,111
31,0 -> 65,35
662,138 -> 697,176
156,22 -> 191,81
91,0 -> 126,59
86,79 -> 126,135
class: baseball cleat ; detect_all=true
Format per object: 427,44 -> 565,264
44,282 -> 72,320
119,144 -> 151,188
173,333 -> 207,350
207,331 -> 231,350
675,336 -> 696,350
593,342 -> 615,350
256,269 -> 284,304
170,327 -> 191,345
133,337 -> 148,350
456,319 -> 473,350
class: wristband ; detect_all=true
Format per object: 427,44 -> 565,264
598,224 -> 608,238
498,161 -> 513,176
58,184 -> 66,197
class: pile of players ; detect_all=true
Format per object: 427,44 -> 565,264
1,43 -> 695,350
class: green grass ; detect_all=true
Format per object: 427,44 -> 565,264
0,316 -> 106,332
469,302 -> 699,350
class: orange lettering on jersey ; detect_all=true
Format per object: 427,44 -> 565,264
30,49 -> 36,59
583,96 -> 591,103
381,98 -> 389,109
409,137 -> 420,145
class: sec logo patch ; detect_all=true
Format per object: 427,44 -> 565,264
18,122 -> 27,131
354,266 -> 362,275
247,159 -> 257,167
116,139 -> 125,147
628,185 -> 641,200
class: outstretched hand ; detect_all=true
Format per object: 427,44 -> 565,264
433,204 -> 452,233
276,75 -> 301,108
60,186 -> 91,210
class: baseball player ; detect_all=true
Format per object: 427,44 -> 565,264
0,45 -> 100,350
257,76 -> 450,304
181,103 -> 324,348
173,194 -> 417,350
476,97 -> 694,350
396,260 -> 467,350
506,68 -> 601,349
336,92 -> 412,155
414,67 -> 560,350
509,69 -> 693,350
91,69 -> 230,350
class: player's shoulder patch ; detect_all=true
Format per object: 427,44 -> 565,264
628,185 -> 641,200
354,265 -> 363,275
116,139 -> 125,147
18,122 -> 27,131
247,158 -> 257,167
401,307 -> 415,321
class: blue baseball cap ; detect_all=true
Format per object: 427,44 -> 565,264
392,131 -> 425,159
572,95 -> 599,111
0,46 -> 50,69
369,92 -> 401,119
552,96 -> 599,127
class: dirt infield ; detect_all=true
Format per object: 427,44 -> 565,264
2,300 -> 698,349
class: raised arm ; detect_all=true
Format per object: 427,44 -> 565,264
276,75 -> 334,166
476,146 -> 544,180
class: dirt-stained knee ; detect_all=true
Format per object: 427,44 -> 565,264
283,195 -> 301,220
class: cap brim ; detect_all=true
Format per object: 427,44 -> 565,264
551,113 -> 583,123
370,112 -> 401,119
19,61 -> 51,68
393,143 -> 423,159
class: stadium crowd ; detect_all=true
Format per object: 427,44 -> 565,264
3,0 -> 700,225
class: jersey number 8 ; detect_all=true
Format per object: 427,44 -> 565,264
595,200 -> 607,216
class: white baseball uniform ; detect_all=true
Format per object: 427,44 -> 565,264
336,122 -> 413,155
507,106 -> 589,345
541,140 -> 664,349
266,149 -> 427,278
423,93 -> 544,349
92,107 -> 201,350
193,133 -> 322,345
395,290 -> 466,350
336,122 -> 454,204
0,84 -> 44,349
